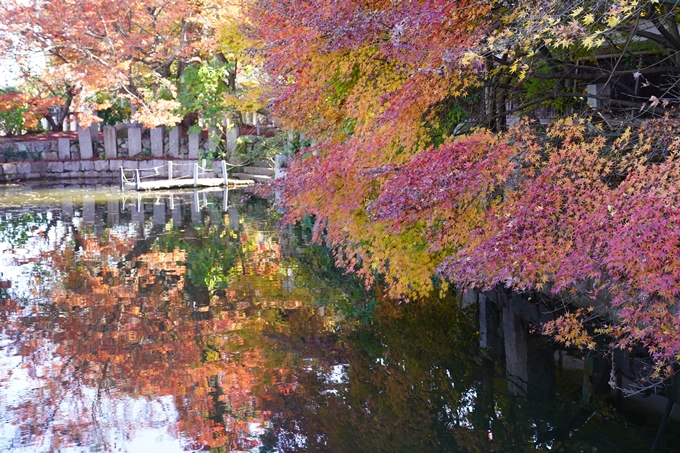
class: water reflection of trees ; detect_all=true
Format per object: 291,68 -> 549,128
260,296 -> 680,453
1,193 -> 678,452
0,194 -> 296,452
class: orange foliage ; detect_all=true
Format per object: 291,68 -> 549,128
0,218 -> 297,450
0,0 -> 238,127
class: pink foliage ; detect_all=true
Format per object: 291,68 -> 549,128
284,117 -> 680,368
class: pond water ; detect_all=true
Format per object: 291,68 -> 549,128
0,185 -> 678,452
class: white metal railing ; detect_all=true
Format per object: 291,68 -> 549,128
119,159 -> 230,190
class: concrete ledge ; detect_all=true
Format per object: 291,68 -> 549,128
139,160 -> 156,170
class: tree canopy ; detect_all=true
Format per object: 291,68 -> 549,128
0,0 -> 261,129
244,0 -> 680,380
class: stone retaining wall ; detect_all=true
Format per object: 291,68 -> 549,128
0,158 -> 224,183
0,140 -> 60,162
0,122 -> 253,184
0,124 -> 237,164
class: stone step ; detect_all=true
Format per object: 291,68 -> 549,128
241,166 -> 275,176
232,173 -> 274,183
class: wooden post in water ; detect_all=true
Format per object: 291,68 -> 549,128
222,161 -> 228,186
193,163 -> 198,187
119,166 -> 125,190
168,161 -> 173,180
134,169 -> 140,191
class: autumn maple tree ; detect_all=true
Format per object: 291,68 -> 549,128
245,0 -> 680,383
0,0 -> 263,130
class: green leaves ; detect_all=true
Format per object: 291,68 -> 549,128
178,59 -> 236,128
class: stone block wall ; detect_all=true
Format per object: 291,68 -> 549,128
0,158 -> 221,183
0,123 -> 227,183
0,140 -> 60,162
0,124 -> 220,164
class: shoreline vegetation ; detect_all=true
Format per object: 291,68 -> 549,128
246,0 -> 680,397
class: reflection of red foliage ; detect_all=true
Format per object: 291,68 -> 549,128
234,437 -> 261,450
1,226 -> 281,452
0,279 -> 10,288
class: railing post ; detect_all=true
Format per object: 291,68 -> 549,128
192,190 -> 199,212
222,160 -> 228,186
134,169 -> 140,191
168,161 -> 173,180
193,162 -> 198,188
119,166 -> 124,190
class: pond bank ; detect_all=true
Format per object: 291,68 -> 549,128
0,158 -> 226,183
465,286 -> 680,425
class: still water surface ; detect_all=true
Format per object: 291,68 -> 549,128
0,185 -> 678,452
